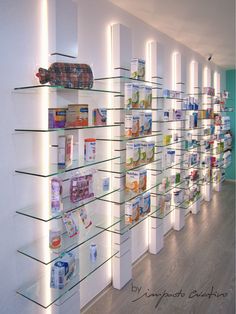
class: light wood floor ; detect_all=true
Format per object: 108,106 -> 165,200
82,181 -> 235,314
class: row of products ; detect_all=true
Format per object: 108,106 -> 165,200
50,242 -> 98,290
185,113 -> 198,129
158,173 -> 181,193
125,192 -> 151,224
49,206 -> 92,249
203,87 -> 215,96
125,112 -> 152,137
49,105 -> 108,129
182,97 -> 199,111
126,140 -> 155,168
163,134 -> 179,145
163,89 -> 182,99
125,84 -> 152,109
57,135 -> 97,169
161,109 -> 184,121
51,172 -> 110,214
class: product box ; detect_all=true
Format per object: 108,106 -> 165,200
84,138 -> 96,161
131,58 -> 145,80
174,110 -> 183,121
125,114 -> 140,137
65,104 -> 88,127
58,135 -> 73,168
140,141 -> 147,163
126,141 -> 141,168
93,108 -> 107,126
70,172 -> 94,203
48,108 -> 67,129
140,192 -> 151,216
144,112 -> 152,135
50,252 -> 76,289
139,85 -> 152,108
125,197 -> 140,224
163,135 -> 172,146
125,83 -> 139,108
146,141 -> 155,162
203,87 -> 215,96
126,169 -> 147,194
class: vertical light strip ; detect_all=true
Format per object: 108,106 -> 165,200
40,0 -> 51,311
190,61 -> 195,96
105,24 -> 113,278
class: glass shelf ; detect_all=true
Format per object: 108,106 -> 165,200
17,243 -> 118,309
155,139 -> 185,148
154,119 -> 186,123
152,180 -> 188,196
94,75 -> 162,86
97,205 -> 161,235
15,156 -> 119,178
14,84 -> 120,94
168,127 -> 204,131
16,188 -> 120,222
153,96 -> 184,101
176,194 -> 201,210
17,215 -> 120,265
96,131 -> 161,142
99,181 -> 162,205
170,177 -> 204,190
98,156 -> 162,175
150,206 -> 175,219
15,124 -> 120,133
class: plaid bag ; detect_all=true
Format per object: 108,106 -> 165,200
36,62 -> 94,89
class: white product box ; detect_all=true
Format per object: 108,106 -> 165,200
126,141 -> 141,168
125,83 -> 139,108
131,58 -> 145,80
125,114 -> 140,137
125,197 -> 140,224
144,112 -> 152,135
146,141 -> 155,162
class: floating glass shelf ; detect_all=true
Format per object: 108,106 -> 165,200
153,96 -> 184,101
154,119 -> 186,123
17,215 -> 120,265
15,124 -> 120,133
98,157 -> 162,175
96,131 -> 161,142
169,127 -> 204,131
155,139 -> 185,148
176,194 -> 201,209
150,206 -> 175,219
17,243 -> 118,309
14,84 -> 121,94
97,205 -> 161,235
151,180 -> 187,196
15,156 -> 119,177
16,188 -> 120,222
171,177 -> 204,190
94,75 -> 162,86
99,181 -> 162,205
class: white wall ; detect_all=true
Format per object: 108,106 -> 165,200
0,0 -> 226,314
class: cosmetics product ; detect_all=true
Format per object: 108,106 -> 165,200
49,225 -> 62,250
79,206 -> 92,228
90,244 -> 97,262
126,141 -> 141,167
125,83 -> 139,108
51,178 -> 63,214
102,177 -> 110,192
65,104 -> 88,127
48,108 -> 67,129
58,135 -> 73,168
93,108 -> 107,126
163,135 -> 172,145
50,252 -> 75,289
174,110 -> 183,120
84,138 -> 96,161
163,111 -> 169,121
131,58 -> 145,80
62,211 -> 79,238
70,172 -> 94,203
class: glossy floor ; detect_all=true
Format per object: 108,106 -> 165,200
82,181 -> 235,314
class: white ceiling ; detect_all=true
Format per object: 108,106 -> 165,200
109,0 -> 235,69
